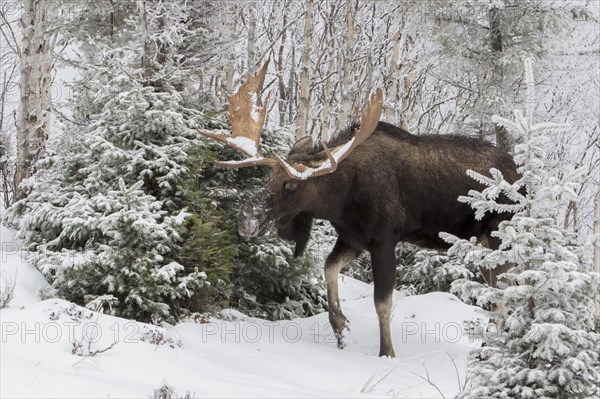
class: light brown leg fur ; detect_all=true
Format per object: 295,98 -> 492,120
324,239 -> 360,348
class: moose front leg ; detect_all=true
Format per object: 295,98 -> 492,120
325,239 -> 360,349
371,243 -> 397,357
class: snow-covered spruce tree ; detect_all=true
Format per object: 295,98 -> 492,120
348,241 -> 477,295
195,123 -> 326,320
422,1 -> 586,147
397,244 -> 481,295
348,243 -> 420,288
172,144 -> 239,315
4,68 -> 210,321
3,3 -> 224,322
446,60 -> 599,398
232,236 -> 326,320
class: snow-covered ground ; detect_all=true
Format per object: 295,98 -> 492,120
1,223 -> 486,398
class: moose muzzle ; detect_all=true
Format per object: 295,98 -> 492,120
238,188 -> 273,237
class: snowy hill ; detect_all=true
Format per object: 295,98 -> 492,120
1,224 -> 485,398
0,225 -> 50,307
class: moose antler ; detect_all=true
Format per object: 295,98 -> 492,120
199,62 -> 383,177
274,88 -> 384,180
197,60 -> 277,168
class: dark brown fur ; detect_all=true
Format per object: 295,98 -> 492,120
238,121 -> 520,357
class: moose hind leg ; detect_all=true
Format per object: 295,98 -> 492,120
371,244 -> 397,358
325,239 -> 360,349
478,233 -> 514,316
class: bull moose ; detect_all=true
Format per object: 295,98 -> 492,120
199,62 -> 520,357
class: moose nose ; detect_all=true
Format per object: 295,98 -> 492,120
238,218 -> 260,237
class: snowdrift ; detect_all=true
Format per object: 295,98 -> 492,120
1,224 -> 485,398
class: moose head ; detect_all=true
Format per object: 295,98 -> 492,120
198,61 -> 383,256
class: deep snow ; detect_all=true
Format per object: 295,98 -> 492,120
1,223 -> 486,398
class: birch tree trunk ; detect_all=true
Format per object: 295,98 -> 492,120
321,7 -> 337,140
489,6 -> 510,152
155,1 -> 167,67
277,9 -> 288,126
362,2 -> 376,98
400,35 -> 416,131
384,31 -> 401,123
295,0 -> 313,140
288,45 -> 296,125
224,3 -> 238,98
15,0 -> 53,194
0,57 -> 18,206
246,2 -> 256,73
338,0 -> 355,129
594,190 -> 600,316
139,0 -> 152,81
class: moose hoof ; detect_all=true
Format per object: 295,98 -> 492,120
336,327 -> 350,349
379,352 -> 396,358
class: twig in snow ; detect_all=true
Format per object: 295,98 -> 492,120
445,352 -> 466,393
410,364 -> 446,399
0,271 -> 16,309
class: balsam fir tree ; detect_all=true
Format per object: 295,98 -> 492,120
4,3 -> 219,323
194,123 -> 327,320
232,236 -> 326,320
397,244 -> 479,295
446,60 -> 599,398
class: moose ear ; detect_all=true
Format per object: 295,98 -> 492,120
289,136 -> 314,156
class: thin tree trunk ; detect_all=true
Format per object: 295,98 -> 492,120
156,0 -> 167,67
288,45 -> 296,124
225,3 -> 237,95
0,71 -> 7,132
295,0 -> 313,139
362,2 -> 376,97
563,200 -> 579,232
338,0 -> 355,129
0,61 -> 18,206
247,2 -> 256,73
490,6 -> 510,151
321,6 -> 337,140
384,31 -> 401,123
139,0 -> 152,81
594,191 -> 600,316
15,0 -> 53,194
277,9 -> 288,126
400,35 -> 416,131
214,75 -> 220,97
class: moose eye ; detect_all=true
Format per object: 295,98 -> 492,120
285,181 -> 299,191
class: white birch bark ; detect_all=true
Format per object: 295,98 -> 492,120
400,35 -> 416,131
138,0 -> 152,80
246,2 -> 256,73
362,2 -> 376,98
384,31 -> 401,123
15,0 -> 53,193
489,6 -> 510,151
277,7 -> 288,126
321,12 -> 336,140
594,190 -> 600,315
338,0 -> 355,129
288,45 -> 296,124
224,3 -> 238,100
295,0 -> 313,140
